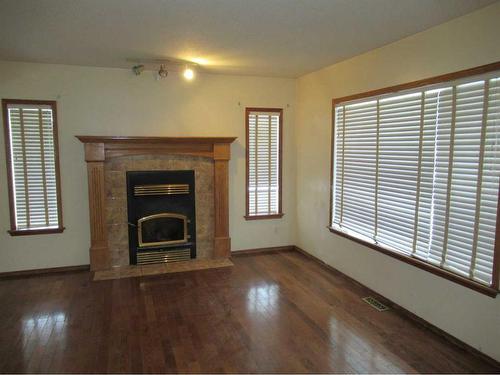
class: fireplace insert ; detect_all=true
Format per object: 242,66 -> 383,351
126,170 -> 196,265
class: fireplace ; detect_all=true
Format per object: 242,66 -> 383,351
76,136 -> 236,271
126,170 -> 196,265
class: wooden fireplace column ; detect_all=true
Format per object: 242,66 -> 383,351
76,136 -> 237,271
213,143 -> 230,258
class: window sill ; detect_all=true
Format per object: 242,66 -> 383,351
327,226 -> 499,298
8,227 -> 66,236
244,213 -> 284,221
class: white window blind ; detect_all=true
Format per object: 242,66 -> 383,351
4,101 -> 61,232
247,109 -> 282,217
332,72 -> 500,287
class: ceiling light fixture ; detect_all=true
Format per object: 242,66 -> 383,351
128,58 -> 198,81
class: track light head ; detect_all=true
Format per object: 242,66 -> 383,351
132,64 -> 145,75
158,64 -> 168,79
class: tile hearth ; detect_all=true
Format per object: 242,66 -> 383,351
93,258 -> 234,281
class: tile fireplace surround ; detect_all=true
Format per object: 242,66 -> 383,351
76,136 -> 237,271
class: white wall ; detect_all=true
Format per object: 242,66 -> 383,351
295,2 -> 500,361
0,62 -> 296,272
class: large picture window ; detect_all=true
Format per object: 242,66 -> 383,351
330,63 -> 500,295
245,108 -> 283,219
2,99 -> 64,235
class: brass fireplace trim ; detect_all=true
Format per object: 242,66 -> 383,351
137,213 -> 188,248
134,183 -> 190,196
136,248 -> 191,265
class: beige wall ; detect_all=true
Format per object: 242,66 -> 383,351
0,61 -> 296,272
295,2 -> 500,361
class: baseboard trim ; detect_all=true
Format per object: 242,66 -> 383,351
0,264 -> 90,279
292,245 -> 500,368
231,245 -> 295,256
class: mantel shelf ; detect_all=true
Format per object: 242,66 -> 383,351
76,135 -> 237,144
76,135 -> 237,161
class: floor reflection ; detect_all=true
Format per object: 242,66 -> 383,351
22,312 -> 67,365
246,283 -> 280,314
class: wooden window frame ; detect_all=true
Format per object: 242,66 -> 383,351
2,99 -> 65,236
329,61 -> 500,298
245,107 -> 284,220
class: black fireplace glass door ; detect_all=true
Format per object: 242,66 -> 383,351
138,213 -> 187,247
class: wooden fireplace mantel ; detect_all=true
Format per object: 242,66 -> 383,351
76,135 -> 237,271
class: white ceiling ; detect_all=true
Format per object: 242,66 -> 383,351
0,0 -> 496,77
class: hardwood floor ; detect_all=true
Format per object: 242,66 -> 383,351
0,251 -> 498,373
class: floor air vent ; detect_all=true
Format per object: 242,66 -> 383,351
362,296 -> 390,311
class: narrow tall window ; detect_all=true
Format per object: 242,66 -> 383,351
330,64 -> 500,294
245,108 -> 283,219
2,99 -> 64,235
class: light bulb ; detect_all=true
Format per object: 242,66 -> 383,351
183,67 -> 195,81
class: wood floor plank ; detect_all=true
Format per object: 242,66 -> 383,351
0,252 -> 498,373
